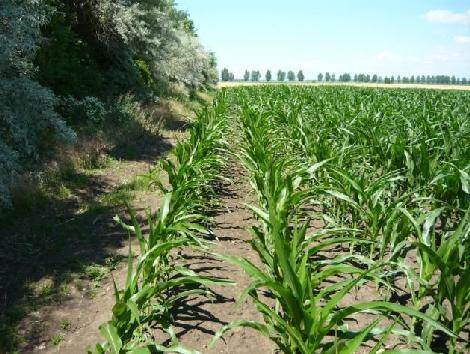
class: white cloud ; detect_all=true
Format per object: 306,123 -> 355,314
423,9 -> 470,24
454,35 -> 470,44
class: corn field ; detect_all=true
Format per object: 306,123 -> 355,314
95,86 -> 469,353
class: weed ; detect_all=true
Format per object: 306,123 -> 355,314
51,333 -> 64,346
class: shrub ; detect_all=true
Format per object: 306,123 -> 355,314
58,96 -> 106,125
0,1 -> 76,208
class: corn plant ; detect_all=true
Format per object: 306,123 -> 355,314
396,208 -> 470,353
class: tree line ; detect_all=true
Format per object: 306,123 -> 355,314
221,69 -> 470,85
323,73 -> 470,85
221,69 -> 305,82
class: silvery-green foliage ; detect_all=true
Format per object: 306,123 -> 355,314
0,0 -> 76,208
162,30 -> 214,87
0,0 -> 215,208
95,0 -> 216,89
0,79 -> 76,157
0,0 -> 50,76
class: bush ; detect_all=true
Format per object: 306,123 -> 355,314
0,1 -> 76,208
58,96 -> 106,125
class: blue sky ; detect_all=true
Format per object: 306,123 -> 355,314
176,1 -> 470,80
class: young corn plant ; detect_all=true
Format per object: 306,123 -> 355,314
319,167 -> 414,260
398,208 -> 470,353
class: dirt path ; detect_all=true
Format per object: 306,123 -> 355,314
9,126 -> 186,353
32,115 -> 273,354
40,156 -> 273,354
171,157 -> 273,353
11,102 -> 275,353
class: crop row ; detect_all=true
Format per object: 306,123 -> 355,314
91,94 -> 231,353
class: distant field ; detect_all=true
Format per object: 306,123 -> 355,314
218,81 -> 470,90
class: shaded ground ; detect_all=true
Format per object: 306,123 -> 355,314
0,106 -> 191,353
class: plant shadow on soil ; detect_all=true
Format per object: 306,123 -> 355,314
0,123 -> 186,351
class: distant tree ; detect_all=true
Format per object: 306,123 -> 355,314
297,70 -> 305,81
384,77 -> 391,84
366,74 -> 371,82
229,72 -> 235,81
331,73 -> 336,82
397,75 -> 401,83
251,70 -> 261,82
287,70 -> 296,81
372,74 -> 378,83
410,75 -> 415,84
339,73 -> 351,82
421,75 -> 426,83
463,78 -> 468,85
243,70 -> 250,81
391,75 -> 395,84
317,73 -> 324,82
277,70 -> 286,81
265,70 -> 272,82
325,72 -> 331,82
354,74 -> 358,82
426,75 -> 431,84
416,76 -> 420,84
221,68 -> 230,82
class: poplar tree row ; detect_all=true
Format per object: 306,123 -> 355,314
220,69 -> 305,82
221,68 -> 470,85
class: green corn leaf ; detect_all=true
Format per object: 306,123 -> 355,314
331,301 -> 455,338
99,323 -> 122,354
245,203 -> 270,223
325,318 -> 381,354
209,320 -> 270,349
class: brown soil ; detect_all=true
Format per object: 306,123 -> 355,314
36,155 -> 274,353
169,160 -> 274,354
7,100 -> 275,353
